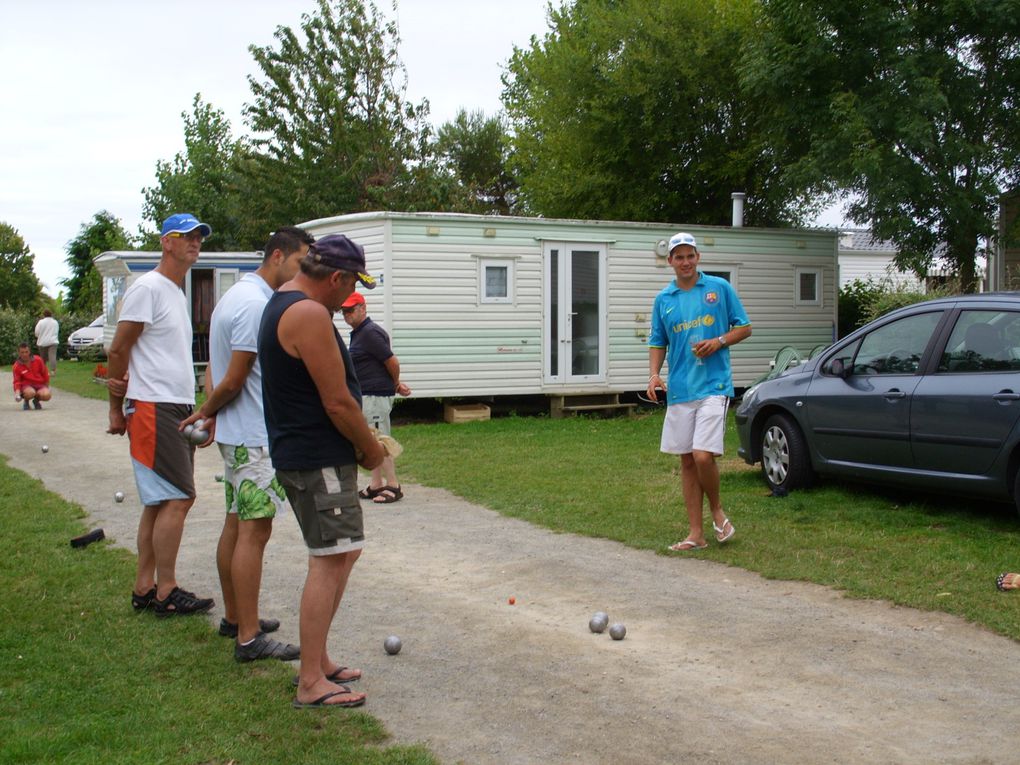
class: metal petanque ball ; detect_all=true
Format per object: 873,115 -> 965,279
41,445 -> 49,453
589,614 -> 609,634
188,428 -> 209,445
182,423 -> 195,438
114,491 -> 125,503
214,473 -> 224,483
609,623 -> 627,641
384,635 -> 402,655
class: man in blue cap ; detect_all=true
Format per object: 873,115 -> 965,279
647,232 -> 752,553
107,213 -> 217,617
260,233 -> 385,709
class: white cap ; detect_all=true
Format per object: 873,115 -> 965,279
668,232 -> 697,252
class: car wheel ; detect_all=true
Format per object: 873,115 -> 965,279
760,413 -> 813,492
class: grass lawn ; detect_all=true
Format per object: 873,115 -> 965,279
0,455 -> 436,765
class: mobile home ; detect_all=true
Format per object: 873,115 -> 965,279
300,211 -> 839,401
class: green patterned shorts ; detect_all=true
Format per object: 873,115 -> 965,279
217,444 -> 287,521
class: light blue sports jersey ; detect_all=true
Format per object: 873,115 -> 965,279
209,272 -> 273,447
648,272 -> 750,404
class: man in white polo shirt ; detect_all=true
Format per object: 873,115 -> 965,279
183,226 -> 313,662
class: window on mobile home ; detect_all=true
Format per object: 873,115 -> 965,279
796,268 -> 822,306
480,259 -> 514,304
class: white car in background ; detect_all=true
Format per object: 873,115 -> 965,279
67,316 -> 105,357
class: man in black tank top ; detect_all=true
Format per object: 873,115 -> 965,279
259,234 -> 384,710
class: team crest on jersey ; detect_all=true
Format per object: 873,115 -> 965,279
705,291 -> 719,305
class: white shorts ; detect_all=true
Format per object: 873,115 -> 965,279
362,395 -> 394,435
660,396 -> 729,456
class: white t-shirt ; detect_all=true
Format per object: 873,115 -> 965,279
35,316 -> 58,346
118,270 -> 195,404
209,272 -> 272,447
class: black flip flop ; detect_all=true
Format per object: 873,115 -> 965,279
292,688 -> 365,709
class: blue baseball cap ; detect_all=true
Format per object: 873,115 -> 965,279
161,213 -> 212,238
668,232 -> 697,253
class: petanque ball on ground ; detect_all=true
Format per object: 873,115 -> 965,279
114,491 -> 125,503
41,445 -> 49,453
609,623 -> 627,640
589,615 -> 608,633
384,635 -> 402,655
214,473 -> 224,482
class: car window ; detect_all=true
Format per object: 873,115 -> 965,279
851,311 -> 943,375
89,317 -> 104,327
937,309 -> 1020,372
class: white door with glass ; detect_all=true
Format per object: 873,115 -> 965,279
543,242 -> 607,384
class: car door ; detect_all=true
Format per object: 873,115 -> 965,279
806,310 -> 945,470
911,307 -> 1020,476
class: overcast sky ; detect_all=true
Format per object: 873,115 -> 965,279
1,0 -> 845,298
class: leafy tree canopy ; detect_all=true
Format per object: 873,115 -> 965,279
435,110 -> 518,215
0,222 -> 44,312
62,210 -> 133,315
743,0 -> 1020,292
241,0 -> 448,224
503,0 -> 804,226
141,95 -> 252,250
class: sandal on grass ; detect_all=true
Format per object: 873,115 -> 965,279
373,485 -> 403,504
996,572 -> 1020,591
668,539 -> 709,552
713,518 -> 736,544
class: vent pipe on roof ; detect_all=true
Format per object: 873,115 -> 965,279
731,192 -> 746,228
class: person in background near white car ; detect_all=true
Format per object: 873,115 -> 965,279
647,232 -> 752,553
34,309 -> 58,373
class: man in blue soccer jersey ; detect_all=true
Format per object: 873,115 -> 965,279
647,232 -> 752,552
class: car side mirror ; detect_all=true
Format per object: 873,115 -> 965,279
829,358 -> 851,379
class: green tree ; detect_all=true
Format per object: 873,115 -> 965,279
242,0 -> 440,225
435,110 -> 518,215
503,0 -> 802,225
141,95 -> 251,250
0,222 -> 44,312
62,211 -> 132,315
743,0 -> 1020,292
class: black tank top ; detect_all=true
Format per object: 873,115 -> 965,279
259,289 -> 362,470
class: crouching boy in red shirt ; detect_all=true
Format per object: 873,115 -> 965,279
13,342 -> 52,410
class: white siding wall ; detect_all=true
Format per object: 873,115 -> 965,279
839,253 -> 922,289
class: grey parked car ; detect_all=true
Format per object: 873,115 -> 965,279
735,293 -> 1020,513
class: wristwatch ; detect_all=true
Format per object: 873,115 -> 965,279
718,335 -> 728,347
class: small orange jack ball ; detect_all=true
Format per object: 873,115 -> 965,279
508,596 -> 516,605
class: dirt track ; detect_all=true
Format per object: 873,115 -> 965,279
3,375 -> 1020,764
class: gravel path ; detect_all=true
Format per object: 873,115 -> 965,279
4,376 -> 1020,764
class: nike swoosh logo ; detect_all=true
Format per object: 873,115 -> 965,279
665,307 -> 674,314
